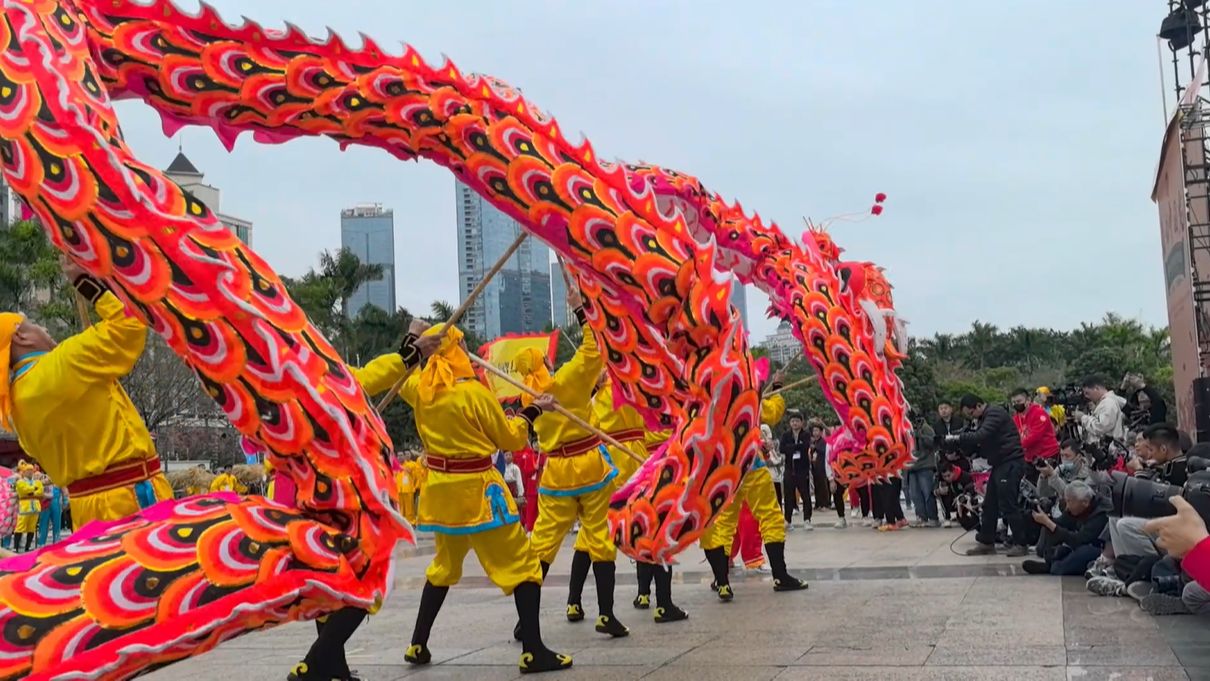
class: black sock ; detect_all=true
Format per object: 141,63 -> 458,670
635,562 -> 654,596
302,607 -> 367,678
765,542 -> 789,579
513,581 -> 546,653
653,564 -> 675,608
592,561 -> 616,618
703,547 -> 730,586
410,582 -> 450,647
567,550 -> 591,605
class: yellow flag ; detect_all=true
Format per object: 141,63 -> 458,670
478,331 -> 559,406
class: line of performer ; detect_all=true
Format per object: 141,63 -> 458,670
0,270 -> 810,679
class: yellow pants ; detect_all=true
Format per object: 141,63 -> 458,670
573,443 -> 643,555
15,512 -> 38,534
533,483 -> 615,564
425,520 -> 543,594
700,466 -> 785,550
70,474 -> 174,531
400,492 -> 417,525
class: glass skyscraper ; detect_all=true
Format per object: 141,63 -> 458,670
341,203 -> 396,314
456,181 -> 552,339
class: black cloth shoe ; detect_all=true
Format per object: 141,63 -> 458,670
654,604 -> 689,623
519,648 -> 574,674
403,644 -> 431,665
287,662 -> 362,681
1022,559 -> 1049,575
766,542 -> 808,592
594,614 -> 630,637
633,593 -> 651,609
565,603 -> 585,622
515,582 -> 573,673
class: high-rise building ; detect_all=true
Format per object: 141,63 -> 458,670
730,278 -> 749,329
0,175 -> 11,229
456,181 -> 552,339
164,151 -> 253,244
550,260 -> 572,328
341,203 -> 396,315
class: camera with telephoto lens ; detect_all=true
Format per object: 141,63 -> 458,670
1110,456 -> 1210,524
1051,383 -> 1087,411
1020,478 -> 1056,515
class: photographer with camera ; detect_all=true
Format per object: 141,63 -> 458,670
1036,440 -> 1091,504
951,394 -> 1029,557
1022,480 -> 1110,576
1088,424 -> 1189,597
1122,372 -> 1168,428
1146,496 -> 1210,615
1071,376 -> 1127,445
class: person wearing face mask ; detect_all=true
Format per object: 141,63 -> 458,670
1037,440 -> 1089,506
1010,388 -> 1059,471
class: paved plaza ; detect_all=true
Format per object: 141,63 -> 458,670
147,521 -> 1210,680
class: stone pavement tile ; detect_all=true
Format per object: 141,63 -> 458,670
642,665 -> 782,681
926,643 -> 1067,667
1171,641 -> 1210,669
775,666 -> 1066,680
398,664 -> 524,680
795,642 -> 935,666
1067,641 -> 1181,667
674,642 -> 810,667
1187,668 -> 1210,681
1064,668 -> 1190,681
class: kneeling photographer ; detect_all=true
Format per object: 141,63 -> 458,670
1023,480 -> 1109,575
1090,424 -> 1193,599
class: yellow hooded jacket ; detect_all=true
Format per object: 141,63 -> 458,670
527,321 -> 613,496
590,380 -> 649,484
394,326 -> 534,533
6,292 -> 172,528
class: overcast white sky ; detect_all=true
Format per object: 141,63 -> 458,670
116,1 -> 1169,342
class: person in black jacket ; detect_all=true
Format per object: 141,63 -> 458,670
780,411 -> 814,529
952,394 -> 1028,557
808,423 -> 831,510
1023,480 -> 1109,575
932,401 -> 966,446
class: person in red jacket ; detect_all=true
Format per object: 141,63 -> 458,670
1011,388 -> 1059,465
512,446 -> 541,532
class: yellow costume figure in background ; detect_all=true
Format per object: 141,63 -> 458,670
523,308 -> 630,637
395,457 -> 418,525
0,286 -> 172,530
395,325 -> 571,674
209,470 -> 248,493
589,379 -> 649,485
699,392 -> 807,597
14,464 -> 43,535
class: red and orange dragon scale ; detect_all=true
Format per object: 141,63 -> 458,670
0,1 -> 911,678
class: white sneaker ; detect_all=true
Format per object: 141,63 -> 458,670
835,517 -> 847,529
942,520 -> 954,529
803,521 -> 814,531
850,509 -> 860,518
862,517 -> 874,527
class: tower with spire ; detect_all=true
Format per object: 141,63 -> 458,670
164,150 -> 253,245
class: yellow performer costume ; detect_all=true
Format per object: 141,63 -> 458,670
14,466 -> 43,535
209,470 -> 248,493
0,279 -> 172,530
396,457 -> 419,525
393,325 -> 571,674
520,308 -> 630,638
700,392 -> 808,599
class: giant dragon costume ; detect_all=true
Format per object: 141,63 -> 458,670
0,3 -> 911,678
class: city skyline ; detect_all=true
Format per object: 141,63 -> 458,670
341,203 -> 397,315
456,181 -> 552,339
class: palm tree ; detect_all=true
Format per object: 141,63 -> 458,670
317,248 -> 385,321
1006,326 -> 1043,379
963,321 -> 1000,371
429,300 -> 455,323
